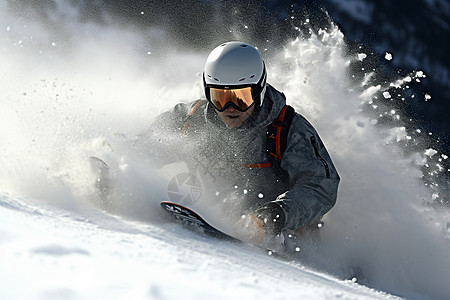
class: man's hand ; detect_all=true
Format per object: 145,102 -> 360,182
256,202 -> 286,237
233,202 -> 286,245
234,214 -> 265,244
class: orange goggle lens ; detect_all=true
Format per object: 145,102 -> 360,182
209,87 -> 254,112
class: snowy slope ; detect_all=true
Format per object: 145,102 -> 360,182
1,1 -> 450,299
0,194 -> 396,300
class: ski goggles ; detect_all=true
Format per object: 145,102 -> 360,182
207,86 -> 255,112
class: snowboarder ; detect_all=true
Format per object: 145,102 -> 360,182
140,41 -> 340,247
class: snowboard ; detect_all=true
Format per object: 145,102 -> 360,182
160,201 -> 286,258
160,201 -> 240,242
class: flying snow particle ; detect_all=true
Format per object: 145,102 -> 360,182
385,52 -> 393,60
6,26 -> 11,31
383,91 -> 391,99
119,163 -> 128,171
51,42 -> 56,47
416,70 -> 425,78
425,94 -> 431,101
295,247 -> 301,252
357,53 -> 367,61
425,148 -> 438,157
258,193 -> 264,199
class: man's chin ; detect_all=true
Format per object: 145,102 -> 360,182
217,106 -> 255,128
224,117 -> 243,128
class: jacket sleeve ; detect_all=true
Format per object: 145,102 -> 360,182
274,114 -> 340,230
130,101 -> 197,168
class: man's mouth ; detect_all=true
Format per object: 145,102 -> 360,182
227,115 -> 239,119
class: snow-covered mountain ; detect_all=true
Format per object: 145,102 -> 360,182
1,1 -> 449,299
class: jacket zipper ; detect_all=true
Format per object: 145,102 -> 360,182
310,136 -> 330,178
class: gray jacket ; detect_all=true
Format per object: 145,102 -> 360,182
142,84 -> 340,231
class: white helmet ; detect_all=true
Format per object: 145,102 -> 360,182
203,41 -> 267,111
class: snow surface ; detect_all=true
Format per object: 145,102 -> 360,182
0,194 -> 396,300
1,1 -> 450,299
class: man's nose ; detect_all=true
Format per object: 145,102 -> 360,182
225,105 -> 236,112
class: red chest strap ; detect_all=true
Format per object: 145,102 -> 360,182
266,105 -> 295,162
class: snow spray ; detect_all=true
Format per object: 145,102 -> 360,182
268,26 -> 450,299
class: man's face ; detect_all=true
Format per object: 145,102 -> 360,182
216,104 -> 255,128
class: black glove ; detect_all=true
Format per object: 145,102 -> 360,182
256,202 -> 286,236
